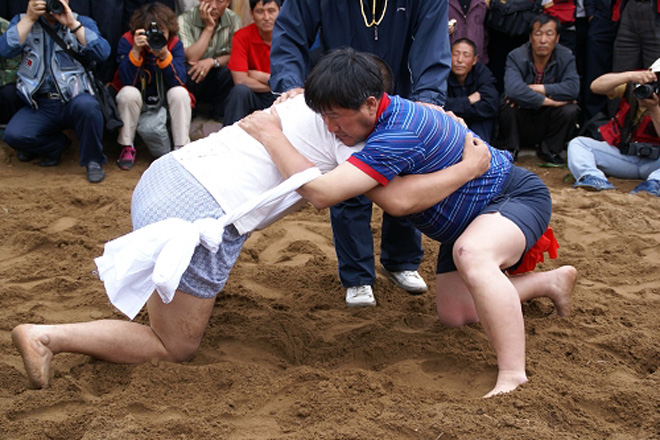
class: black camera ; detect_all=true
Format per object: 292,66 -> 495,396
623,142 -> 660,160
46,0 -> 64,14
145,22 -> 166,51
633,81 -> 660,100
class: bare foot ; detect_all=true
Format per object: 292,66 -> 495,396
11,324 -> 54,389
546,265 -> 577,317
483,370 -> 528,398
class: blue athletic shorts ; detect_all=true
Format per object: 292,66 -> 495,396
131,154 -> 248,298
435,166 -> 551,274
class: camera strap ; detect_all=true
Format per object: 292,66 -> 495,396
39,17 -> 94,71
618,83 -> 646,153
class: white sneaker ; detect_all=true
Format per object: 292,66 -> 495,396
380,265 -> 428,294
345,285 -> 377,307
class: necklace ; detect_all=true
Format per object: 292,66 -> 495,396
359,0 -> 388,40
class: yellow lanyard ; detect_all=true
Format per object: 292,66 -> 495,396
359,0 -> 388,40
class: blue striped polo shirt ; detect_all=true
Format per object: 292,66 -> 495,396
347,94 -> 514,243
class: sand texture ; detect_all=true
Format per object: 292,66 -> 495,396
1,141 -> 659,440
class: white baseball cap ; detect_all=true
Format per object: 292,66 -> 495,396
650,58 -> 660,73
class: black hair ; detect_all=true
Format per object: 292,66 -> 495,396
451,38 -> 478,56
249,0 -> 281,11
368,54 -> 395,95
304,47 -> 385,114
529,14 -> 560,35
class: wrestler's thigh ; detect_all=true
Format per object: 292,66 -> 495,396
454,212 -> 526,270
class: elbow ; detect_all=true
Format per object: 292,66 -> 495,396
298,188 -> 335,210
379,194 -> 418,217
384,205 -> 412,217
309,200 -> 332,210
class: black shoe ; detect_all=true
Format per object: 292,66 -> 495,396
38,157 -> 60,167
86,161 -> 105,183
37,138 -> 70,167
16,151 -> 37,162
537,151 -> 565,165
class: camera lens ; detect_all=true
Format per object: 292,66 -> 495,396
146,23 -> 167,51
148,33 -> 166,51
633,84 -> 655,100
46,0 -> 64,14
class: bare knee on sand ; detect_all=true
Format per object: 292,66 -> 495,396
11,324 -> 54,389
549,265 -> 578,317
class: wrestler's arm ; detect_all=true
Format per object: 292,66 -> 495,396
366,133 -> 490,216
241,117 -> 379,208
239,110 -> 490,213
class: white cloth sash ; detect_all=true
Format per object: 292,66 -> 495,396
95,167 -> 322,319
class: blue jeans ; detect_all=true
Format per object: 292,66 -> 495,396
3,93 -> 106,166
567,136 -> 660,182
330,195 -> 423,288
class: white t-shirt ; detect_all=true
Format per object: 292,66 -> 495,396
172,95 -> 361,235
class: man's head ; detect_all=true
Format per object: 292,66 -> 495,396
451,38 -> 478,82
250,0 -> 280,35
304,48 -> 385,146
529,14 -> 560,59
200,0 -> 230,20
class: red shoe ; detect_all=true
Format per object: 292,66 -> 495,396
117,146 -> 136,170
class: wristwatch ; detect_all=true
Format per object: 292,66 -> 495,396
213,58 -> 220,68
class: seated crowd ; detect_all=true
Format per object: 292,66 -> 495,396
1,0 -> 659,195
2,0 -> 659,194
0,0 -> 280,182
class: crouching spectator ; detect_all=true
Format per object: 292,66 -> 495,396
0,0 -> 110,183
223,0 -> 280,126
178,0 -> 241,122
444,38 -> 498,143
0,16 -> 24,126
498,14 -> 580,163
113,3 -> 191,170
568,65 -> 660,196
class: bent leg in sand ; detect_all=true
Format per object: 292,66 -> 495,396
12,290 -> 215,388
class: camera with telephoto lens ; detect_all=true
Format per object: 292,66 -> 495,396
46,0 -> 64,14
145,22 -> 166,51
633,81 -> 660,100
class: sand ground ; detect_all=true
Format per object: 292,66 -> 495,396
0,136 -> 659,440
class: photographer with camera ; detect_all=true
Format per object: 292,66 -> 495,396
111,3 -> 191,170
0,0 -> 110,183
567,60 -> 660,196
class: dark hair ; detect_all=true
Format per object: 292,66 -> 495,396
249,0 -> 281,11
129,2 -> 179,36
529,14 -> 560,35
304,47 -> 385,114
451,38 -> 478,56
368,54 -> 394,95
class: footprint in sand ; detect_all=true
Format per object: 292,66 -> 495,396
45,217 -> 78,234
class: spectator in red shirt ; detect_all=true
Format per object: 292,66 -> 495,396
223,0 -> 280,126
